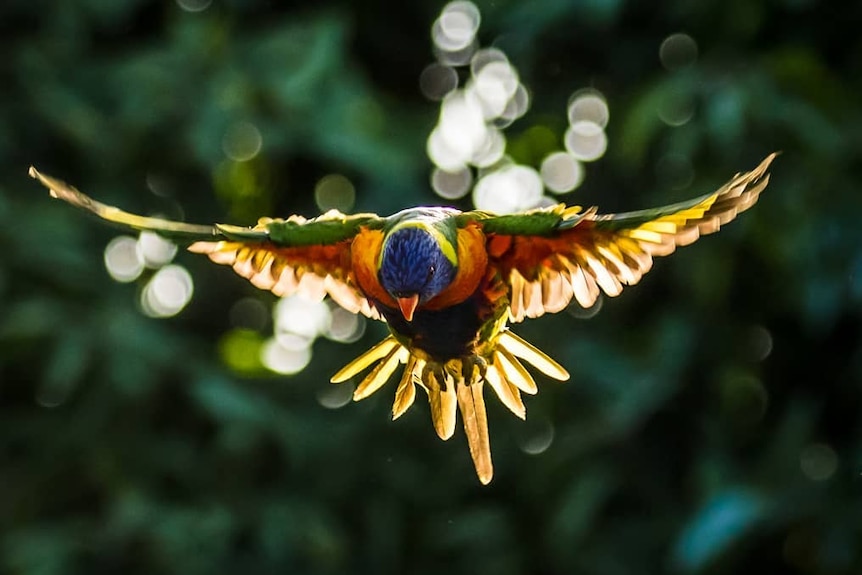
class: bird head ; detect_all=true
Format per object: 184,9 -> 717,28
377,224 -> 458,321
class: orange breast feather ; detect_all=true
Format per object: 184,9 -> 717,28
351,227 -> 397,308
423,223 -> 488,310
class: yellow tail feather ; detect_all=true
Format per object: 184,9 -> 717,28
329,328 -> 566,484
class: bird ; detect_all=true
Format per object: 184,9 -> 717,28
29,153 -> 776,484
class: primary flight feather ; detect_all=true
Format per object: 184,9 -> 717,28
29,153 -> 776,484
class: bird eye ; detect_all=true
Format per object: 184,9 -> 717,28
427,265 -> 436,279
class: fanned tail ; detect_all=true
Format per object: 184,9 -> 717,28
330,330 -> 568,485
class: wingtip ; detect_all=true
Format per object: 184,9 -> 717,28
28,166 -> 53,197
751,152 -> 779,176
28,166 -> 69,200
763,151 -> 780,167
28,165 -> 50,190
741,153 -> 778,193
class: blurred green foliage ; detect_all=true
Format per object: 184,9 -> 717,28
2,0 -> 861,574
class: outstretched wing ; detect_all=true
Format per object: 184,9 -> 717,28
475,153 -> 776,322
29,167 -> 385,318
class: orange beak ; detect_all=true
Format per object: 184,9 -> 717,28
397,294 -> 420,322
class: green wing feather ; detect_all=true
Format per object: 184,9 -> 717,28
265,214 -> 383,245
458,204 -> 598,236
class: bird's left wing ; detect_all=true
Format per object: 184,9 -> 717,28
472,153 -> 776,322
29,168 -> 385,319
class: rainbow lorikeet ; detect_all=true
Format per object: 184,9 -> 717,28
30,154 -> 775,484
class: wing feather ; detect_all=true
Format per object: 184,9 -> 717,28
30,167 -> 384,319
190,220 -> 383,319
482,154 -> 776,321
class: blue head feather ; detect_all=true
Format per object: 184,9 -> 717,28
378,227 -> 457,303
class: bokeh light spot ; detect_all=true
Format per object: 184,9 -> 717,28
104,235 -> 144,283
660,33 -> 699,71
568,293 -> 604,319
471,126 -> 506,168
470,48 -> 508,79
474,61 -> 520,119
138,230 -> 178,268
433,42 -> 477,67
274,331 -> 313,353
145,173 -> 173,197
261,338 -> 312,375
436,1 -> 481,51
218,329 -> 266,375
746,325 -> 774,362
541,152 -> 584,194
317,382 -> 356,409
314,174 -> 356,213
658,93 -> 695,126
473,164 -> 543,214
499,83 -> 531,125
427,126 -> 467,172
324,304 -> 367,343
517,418 -> 555,455
568,90 -> 610,128
799,443 -> 838,481
176,0 -> 212,12
274,294 -> 332,340
432,167 -> 473,200
222,121 -> 263,162
229,297 -> 270,331
440,91 -> 488,155
428,90 -> 490,170
140,265 -> 194,318
564,121 -> 608,162
420,63 -> 459,101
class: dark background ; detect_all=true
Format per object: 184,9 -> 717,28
2,0 -> 861,574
